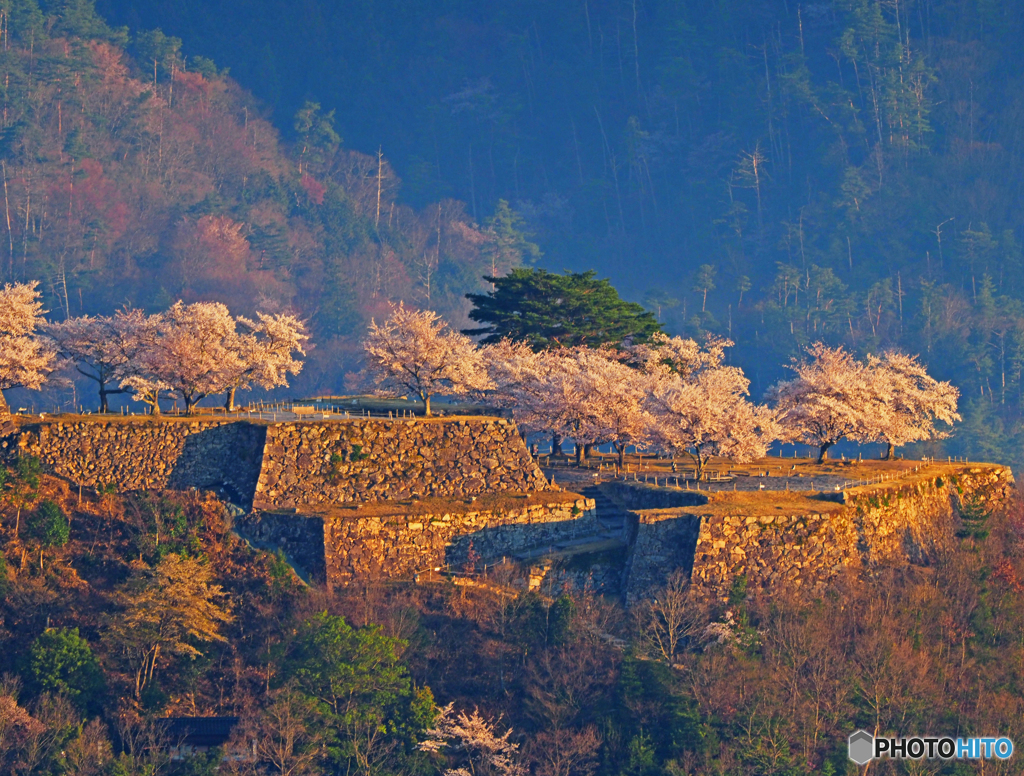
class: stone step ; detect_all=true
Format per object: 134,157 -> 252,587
511,535 -> 627,564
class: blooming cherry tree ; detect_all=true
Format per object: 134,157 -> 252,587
572,348 -> 655,466
125,302 -> 241,415
628,331 -> 729,378
866,351 -> 961,459
648,344 -> 778,477
0,281 -> 55,415
769,343 -> 879,463
115,310 -> 171,415
222,312 -> 309,411
420,703 -> 527,776
483,339 -> 551,431
362,303 -> 491,416
44,311 -> 148,413
488,345 -> 601,461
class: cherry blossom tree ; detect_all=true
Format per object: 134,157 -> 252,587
768,343 -> 879,463
572,348 -> 654,467
0,281 -> 56,415
866,351 -> 961,459
222,312 -> 309,411
486,344 -> 654,465
361,303 -> 491,416
420,703 -> 527,776
116,310 -> 171,415
484,340 -> 578,455
483,338 -> 551,431
44,311 -> 148,413
125,302 -> 241,415
487,345 -> 600,462
544,349 -> 608,464
648,343 -> 778,477
627,331 -> 730,378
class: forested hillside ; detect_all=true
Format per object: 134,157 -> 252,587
89,0 -> 1024,467
0,0 -> 530,398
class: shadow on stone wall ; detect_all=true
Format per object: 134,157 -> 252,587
167,423 -> 267,507
622,512 -> 702,605
234,511 -> 326,583
443,514 -> 605,570
603,481 -> 709,510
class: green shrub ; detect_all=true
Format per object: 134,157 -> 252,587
956,495 -> 990,541
29,500 -> 69,547
28,627 -> 104,711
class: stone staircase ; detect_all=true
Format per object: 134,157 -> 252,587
580,484 -> 632,539
501,484 -> 632,567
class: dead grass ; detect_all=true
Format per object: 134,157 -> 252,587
629,460 -> 1008,518
270,489 -> 586,521
9,412 -> 507,427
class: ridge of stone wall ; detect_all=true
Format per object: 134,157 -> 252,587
237,495 -> 597,586
5,419 -> 266,504
623,465 -> 1016,605
254,418 -> 550,509
0,416 -> 551,509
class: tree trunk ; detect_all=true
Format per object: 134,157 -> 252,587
817,443 -> 832,464
225,387 -> 237,412
423,393 -> 432,417
693,451 -> 706,480
98,386 -> 109,414
575,443 -> 586,466
551,433 -> 563,457
151,390 -> 161,416
616,442 -> 626,468
883,442 -> 894,460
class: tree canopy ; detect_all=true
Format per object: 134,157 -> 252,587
465,269 -> 661,350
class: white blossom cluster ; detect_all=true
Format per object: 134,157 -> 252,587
0,282 -> 308,415
362,305 -> 961,466
1,285 -> 960,463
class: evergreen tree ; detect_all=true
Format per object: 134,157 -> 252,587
465,269 -> 661,349
482,199 -> 541,277
28,627 -> 104,713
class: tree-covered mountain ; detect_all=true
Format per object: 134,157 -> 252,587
0,0 -> 536,400
87,0 -> 1024,466
2,0 -> 1023,465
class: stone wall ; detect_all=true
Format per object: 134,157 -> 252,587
237,495 -> 597,586
622,509 -> 702,604
624,465 -> 1016,605
254,418 -> 550,509
0,416 -> 550,509
603,481 -> 708,510
6,419 -> 267,505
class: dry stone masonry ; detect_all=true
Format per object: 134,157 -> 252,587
2,417 -> 1016,602
5,419 -> 266,504
239,495 -> 597,586
1,416 -> 551,509
254,418 -> 550,508
1,416 -> 591,587
622,464 -> 1015,604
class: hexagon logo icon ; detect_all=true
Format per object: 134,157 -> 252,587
848,730 -> 874,765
